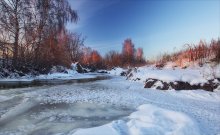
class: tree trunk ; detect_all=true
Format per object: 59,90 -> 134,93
13,25 -> 19,67
13,0 -> 19,68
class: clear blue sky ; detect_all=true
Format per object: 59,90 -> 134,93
67,0 -> 220,59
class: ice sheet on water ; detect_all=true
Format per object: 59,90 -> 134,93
0,102 -> 133,135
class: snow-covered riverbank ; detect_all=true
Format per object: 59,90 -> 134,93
109,63 -> 220,91
0,63 -> 95,82
0,64 -> 110,89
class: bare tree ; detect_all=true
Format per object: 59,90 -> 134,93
0,0 -> 79,72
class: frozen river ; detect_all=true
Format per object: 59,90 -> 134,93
0,76 -> 219,135
0,76 -> 134,135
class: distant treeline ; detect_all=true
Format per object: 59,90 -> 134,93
80,38 -> 146,70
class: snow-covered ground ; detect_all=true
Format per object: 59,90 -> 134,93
0,75 -> 219,135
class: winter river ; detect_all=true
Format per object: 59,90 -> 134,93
0,75 -> 219,135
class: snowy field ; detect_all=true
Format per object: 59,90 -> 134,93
0,74 -> 219,135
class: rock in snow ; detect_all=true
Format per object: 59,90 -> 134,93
144,78 -> 220,91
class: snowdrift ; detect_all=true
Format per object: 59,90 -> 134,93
73,104 -> 200,135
